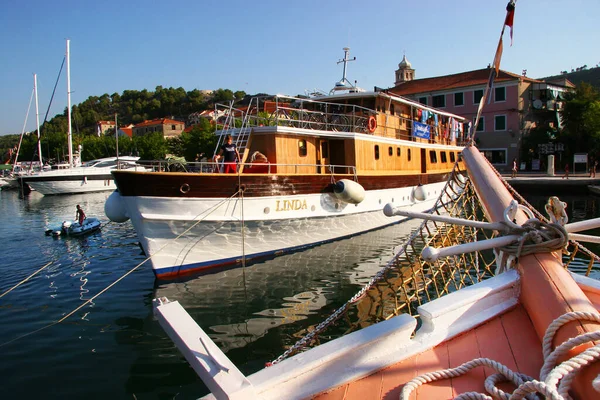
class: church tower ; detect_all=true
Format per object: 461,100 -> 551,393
394,54 -> 415,85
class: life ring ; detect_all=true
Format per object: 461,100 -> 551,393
367,116 -> 377,133
180,183 -> 190,194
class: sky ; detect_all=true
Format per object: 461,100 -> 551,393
1,0 -> 598,135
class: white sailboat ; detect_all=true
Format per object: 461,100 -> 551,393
21,40 -> 150,196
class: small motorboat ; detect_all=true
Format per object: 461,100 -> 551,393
46,218 -> 102,237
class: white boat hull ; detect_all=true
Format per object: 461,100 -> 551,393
21,158 -> 150,195
25,173 -> 117,195
119,181 -> 450,279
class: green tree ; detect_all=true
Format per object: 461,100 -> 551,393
561,83 -> 600,155
133,132 -> 169,160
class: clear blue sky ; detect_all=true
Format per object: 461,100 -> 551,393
1,0 -> 598,135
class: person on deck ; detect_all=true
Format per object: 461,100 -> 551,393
76,204 -> 86,225
213,134 -> 240,173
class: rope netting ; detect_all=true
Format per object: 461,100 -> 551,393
269,161 -> 600,366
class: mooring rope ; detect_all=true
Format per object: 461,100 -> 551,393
0,190 -> 241,349
400,311 -> 600,400
0,261 -> 53,299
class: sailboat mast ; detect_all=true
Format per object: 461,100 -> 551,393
33,74 -> 43,166
66,39 -> 73,168
115,113 -> 119,169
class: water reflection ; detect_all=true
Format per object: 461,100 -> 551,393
152,218 -> 424,353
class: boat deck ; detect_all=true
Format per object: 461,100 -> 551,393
314,304 -> 543,400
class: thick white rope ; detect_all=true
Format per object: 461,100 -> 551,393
400,311 -> 600,400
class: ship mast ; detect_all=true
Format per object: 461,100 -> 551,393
66,39 -> 73,168
33,74 -> 43,166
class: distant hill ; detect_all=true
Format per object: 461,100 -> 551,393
541,66 -> 600,90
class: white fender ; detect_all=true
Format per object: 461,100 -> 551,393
333,179 -> 365,204
412,184 -> 427,202
105,190 -> 130,223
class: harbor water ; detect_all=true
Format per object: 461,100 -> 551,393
0,188 -> 598,399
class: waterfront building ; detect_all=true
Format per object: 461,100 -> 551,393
389,56 -> 574,171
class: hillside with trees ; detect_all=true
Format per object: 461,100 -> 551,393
542,65 -> 600,91
1,87 -> 247,163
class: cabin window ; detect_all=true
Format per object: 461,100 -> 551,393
450,152 -> 456,162
298,139 -> 307,157
382,104 -> 386,113
171,124 -> 176,130
429,150 -> 438,163
388,146 -> 393,156
454,92 -> 464,106
432,95 -> 445,108
495,87 -> 506,102
475,117 -> 485,132
408,148 -> 411,161
494,115 -> 506,131
390,104 -> 395,115
474,89 -> 484,104
397,147 -> 401,157
374,145 -> 380,160
418,97 -> 427,105
321,141 -> 329,158
441,151 -> 447,163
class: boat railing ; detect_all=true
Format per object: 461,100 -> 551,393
213,95 -> 469,146
135,159 -> 357,175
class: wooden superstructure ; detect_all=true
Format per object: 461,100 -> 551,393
220,91 -> 468,178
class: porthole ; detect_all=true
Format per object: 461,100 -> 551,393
311,205 -> 316,211
264,207 -> 270,214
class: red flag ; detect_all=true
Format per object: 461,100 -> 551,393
505,1 -> 516,45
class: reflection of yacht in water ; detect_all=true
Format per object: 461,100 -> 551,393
153,218 -> 423,352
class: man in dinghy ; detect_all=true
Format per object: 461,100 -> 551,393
76,205 -> 86,225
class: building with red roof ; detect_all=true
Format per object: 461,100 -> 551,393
132,118 -> 185,139
388,56 -> 574,171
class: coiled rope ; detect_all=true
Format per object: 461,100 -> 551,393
500,219 -> 568,260
400,311 -> 600,400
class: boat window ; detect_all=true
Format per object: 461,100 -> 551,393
450,152 -> 456,162
321,141 -> 329,158
407,148 -> 411,161
418,97 -> 427,105
388,146 -> 393,156
397,147 -> 401,157
429,150 -> 438,163
374,145 -> 380,160
390,104 -> 395,115
441,151 -> 447,163
298,139 -> 307,157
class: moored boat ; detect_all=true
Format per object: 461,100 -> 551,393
22,155 -> 152,195
150,3 -> 600,399
47,217 -> 102,237
107,50 -> 470,280
19,40 -> 152,196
